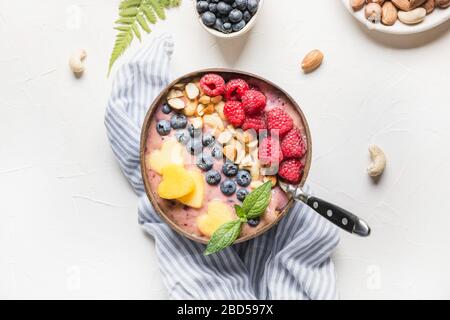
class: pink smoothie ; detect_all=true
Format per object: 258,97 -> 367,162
144,74 -> 308,241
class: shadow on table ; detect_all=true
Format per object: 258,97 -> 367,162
349,16 -> 450,49
214,32 -> 251,65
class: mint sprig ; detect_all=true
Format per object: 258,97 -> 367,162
204,181 -> 272,256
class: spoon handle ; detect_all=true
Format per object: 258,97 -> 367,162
305,196 -> 371,237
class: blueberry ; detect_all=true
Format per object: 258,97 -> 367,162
232,20 -> 246,32
243,10 -> 252,23
217,1 -> 232,15
202,133 -> 216,147
223,22 -> 232,33
235,0 -> 247,11
236,170 -> 251,187
162,103 -> 172,114
236,188 -> 249,202
197,0 -> 209,14
202,11 -> 216,26
210,144 -> 223,159
188,124 -> 202,138
211,0 -> 220,2
208,3 -> 218,14
229,9 -> 243,23
196,154 -> 214,171
156,120 -> 171,136
220,179 -> 237,196
175,129 -> 190,145
214,18 -> 225,32
170,113 -> 187,129
205,170 -> 222,185
247,217 -> 260,227
187,139 -> 203,155
247,0 -> 259,13
222,161 -> 238,177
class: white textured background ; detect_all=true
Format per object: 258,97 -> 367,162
1,0 -> 450,299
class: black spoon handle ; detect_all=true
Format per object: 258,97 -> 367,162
306,196 -> 371,236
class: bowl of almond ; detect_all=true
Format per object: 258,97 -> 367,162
342,0 -> 450,34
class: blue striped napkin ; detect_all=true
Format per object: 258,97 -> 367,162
105,34 -> 340,300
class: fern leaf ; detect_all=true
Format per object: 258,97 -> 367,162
109,0 -> 182,76
159,0 -> 170,7
120,7 -> 139,17
132,23 -> 142,41
115,17 -> 135,24
119,0 -> 142,9
142,5 -> 157,24
146,0 -> 166,20
137,13 -> 151,33
169,0 -> 181,7
108,29 -> 134,76
114,25 -> 131,32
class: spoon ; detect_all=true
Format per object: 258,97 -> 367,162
279,182 -> 371,237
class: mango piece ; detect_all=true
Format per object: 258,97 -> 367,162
146,138 -> 184,175
157,165 -> 195,199
197,200 -> 234,237
178,170 -> 205,209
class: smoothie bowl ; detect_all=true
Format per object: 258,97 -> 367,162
140,69 -> 312,253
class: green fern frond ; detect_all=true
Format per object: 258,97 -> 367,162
146,0 -> 166,20
142,5 -> 157,24
137,13 -> 151,32
108,0 -> 182,76
159,0 -> 170,7
119,0 -> 141,9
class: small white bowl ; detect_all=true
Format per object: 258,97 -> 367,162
341,0 -> 450,35
195,0 -> 264,39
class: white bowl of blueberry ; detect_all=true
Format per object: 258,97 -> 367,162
195,0 -> 263,38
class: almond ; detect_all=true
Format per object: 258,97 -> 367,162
422,0 -> 435,13
223,144 -> 237,162
203,113 -> 224,131
263,175 -> 278,188
199,95 -> 211,105
436,0 -> 450,8
301,50 -> 324,73
382,1 -> 398,25
167,89 -> 184,99
214,101 -> 226,120
217,130 -> 234,144
184,100 -> 197,116
392,0 -> 426,11
168,97 -> 185,110
185,83 -> 200,100
350,0 -> 365,11
398,7 -> 426,24
211,95 -> 223,104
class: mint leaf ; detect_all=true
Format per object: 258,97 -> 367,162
242,181 -> 272,219
234,205 -> 247,221
204,219 -> 242,256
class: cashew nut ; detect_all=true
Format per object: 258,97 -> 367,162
367,145 -> 386,177
69,49 -> 87,76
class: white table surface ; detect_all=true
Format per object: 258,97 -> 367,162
1,0 -> 450,300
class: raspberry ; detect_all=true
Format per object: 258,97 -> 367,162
242,114 -> 266,132
278,159 -> 304,184
241,90 -> 266,115
281,128 -> 307,159
225,79 -> 249,101
266,107 -> 293,137
200,74 -> 225,97
258,137 -> 283,166
223,101 -> 245,127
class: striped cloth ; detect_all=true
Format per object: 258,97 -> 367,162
105,34 -> 340,300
